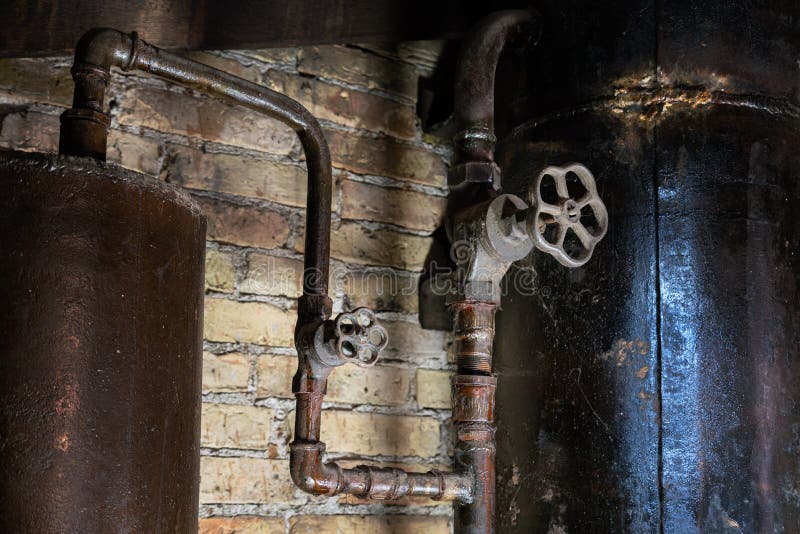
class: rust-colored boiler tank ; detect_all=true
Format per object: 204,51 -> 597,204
0,151 -> 205,532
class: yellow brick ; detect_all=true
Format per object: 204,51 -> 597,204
241,254 -> 303,298
238,48 -> 297,65
206,249 -> 237,292
327,365 -> 410,406
339,269 -> 419,313
324,222 -> 432,271
202,352 -> 250,392
297,45 -> 418,99
200,457 -> 300,504
382,320 -> 449,363
199,516 -> 284,534
106,129 -> 161,176
0,110 -> 159,177
256,355 -> 295,399
196,196 -> 290,250
416,369 -> 452,409
267,70 -> 416,140
307,411 -> 440,457
289,515 -> 450,534
325,128 -> 446,188
201,404 -> 272,449
163,145 -> 307,208
257,355 -> 409,406
340,180 -> 446,232
204,298 -> 295,347
0,110 -> 58,152
0,59 -> 73,106
117,85 -> 297,154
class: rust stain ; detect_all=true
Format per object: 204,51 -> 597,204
66,335 -> 80,350
598,339 -> 651,366
55,380 -> 79,416
636,365 -> 650,379
511,464 -> 520,485
55,433 -> 70,452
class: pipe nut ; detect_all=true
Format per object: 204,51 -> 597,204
447,161 -> 502,191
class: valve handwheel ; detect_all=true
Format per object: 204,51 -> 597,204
333,308 -> 388,367
526,163 -> 608,268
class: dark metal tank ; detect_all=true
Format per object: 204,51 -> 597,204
493,1 -> 800,531
0,151 -> 205,533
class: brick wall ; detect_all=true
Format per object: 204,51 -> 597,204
0,42 -> 454,533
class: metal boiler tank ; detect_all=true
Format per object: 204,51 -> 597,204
492,0 -> 800,531
0,151 -> 206,532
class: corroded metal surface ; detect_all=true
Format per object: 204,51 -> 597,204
493,0 -> 800,531
0,151 -> 205,533
496,108 -> 660,534
451,303 -> 499,534
290,306 -> 472,502
450,9 -> 538,193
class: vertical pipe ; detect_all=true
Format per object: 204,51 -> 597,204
451,302 -> 497,533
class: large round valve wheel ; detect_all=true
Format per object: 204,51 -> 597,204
526,163 -> 608,268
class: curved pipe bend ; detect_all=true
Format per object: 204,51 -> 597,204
451,9 -> 538,184
60,28 -> 331,319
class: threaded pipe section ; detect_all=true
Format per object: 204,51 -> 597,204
451,302 -> 497,375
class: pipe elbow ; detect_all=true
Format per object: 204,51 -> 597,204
454,9 -> 538,126
73,28 -> 135,72
291,469 -> 327,496
289,442 -> 340,496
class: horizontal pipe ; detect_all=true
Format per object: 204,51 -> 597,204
290,441 -> 472,501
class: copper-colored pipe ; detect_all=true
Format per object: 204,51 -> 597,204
288,360 -> 472,502
451,302 -> 497,533
56,23 -> 526,525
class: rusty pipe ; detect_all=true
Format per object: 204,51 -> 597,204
290,441 -> 472,501
289,385 -> 472,501
290,310 -> 473,503
453,9 -> 537,162
447,9 -> 543,522
450,10 -> 538,190
58,29 -> 331,318
451,302 -> 498,534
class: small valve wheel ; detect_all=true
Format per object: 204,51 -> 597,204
333,308 -> 388,367
526,163 -> 608,268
